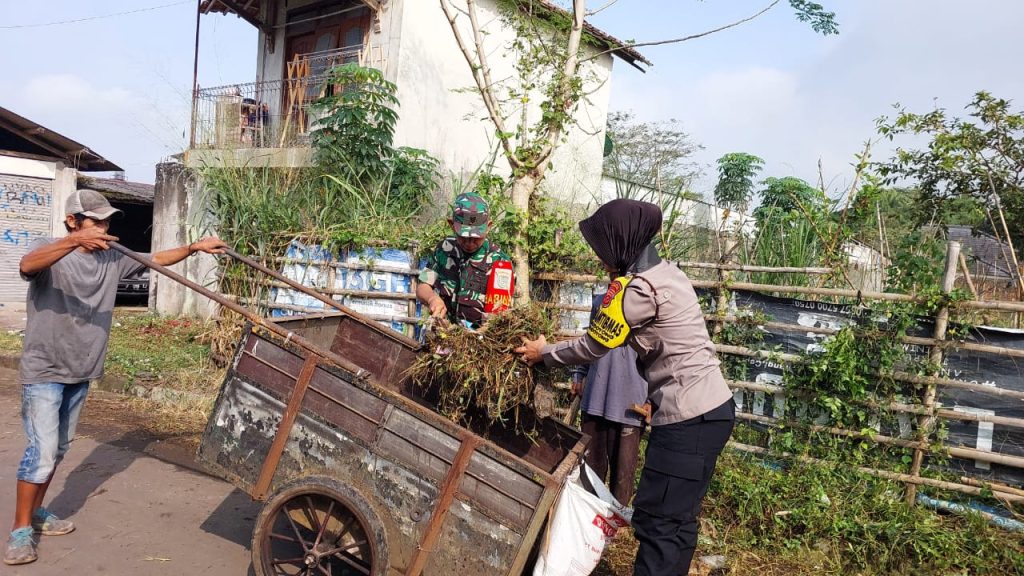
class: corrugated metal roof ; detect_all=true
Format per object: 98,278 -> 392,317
0,106 -> 121,172
77,175 -> 154,205
947,225 -> 1015,278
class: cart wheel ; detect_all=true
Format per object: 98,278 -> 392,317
252,476 -> 388,576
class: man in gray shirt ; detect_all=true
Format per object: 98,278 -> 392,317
5,189 -> 226,565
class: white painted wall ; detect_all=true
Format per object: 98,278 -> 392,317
599,174 -> 758,237
389,0 -> 614,204
247,0 -> 616,203
256,0 -> 287,121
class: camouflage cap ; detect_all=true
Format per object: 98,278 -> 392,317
451,192 -> 490,238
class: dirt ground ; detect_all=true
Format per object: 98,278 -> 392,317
0,365 -> 260,575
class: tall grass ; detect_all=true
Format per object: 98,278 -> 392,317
741,217 -> 824,286
198,162 -> 432,306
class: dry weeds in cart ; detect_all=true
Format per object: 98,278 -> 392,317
408,304 -> 561,430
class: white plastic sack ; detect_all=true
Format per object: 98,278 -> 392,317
533,464 -> 632,576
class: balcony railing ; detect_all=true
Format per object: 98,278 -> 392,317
190,46 -> 382,150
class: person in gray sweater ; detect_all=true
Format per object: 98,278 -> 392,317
518,199 -> 734,576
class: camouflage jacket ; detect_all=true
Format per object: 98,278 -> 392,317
419,237 -> 513,327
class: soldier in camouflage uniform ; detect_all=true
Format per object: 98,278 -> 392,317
416,193 -> 514,328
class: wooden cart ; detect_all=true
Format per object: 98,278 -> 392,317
112,244 -> 587,576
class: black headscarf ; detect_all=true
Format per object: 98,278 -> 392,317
579,199 -> 663,276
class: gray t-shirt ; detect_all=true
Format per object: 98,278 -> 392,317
19,238 -> 146,385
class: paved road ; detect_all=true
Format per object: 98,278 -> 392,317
0,366 -> 261,575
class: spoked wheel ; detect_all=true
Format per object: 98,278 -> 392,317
252,476 -> 388,576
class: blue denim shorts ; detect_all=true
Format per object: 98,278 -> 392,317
17,382 -> 90,484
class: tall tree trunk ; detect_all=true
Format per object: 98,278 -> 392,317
510,171 -> 538,302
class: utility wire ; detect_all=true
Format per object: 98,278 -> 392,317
0,1 -> 192,30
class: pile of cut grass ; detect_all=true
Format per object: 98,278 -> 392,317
408,304 -> 561,430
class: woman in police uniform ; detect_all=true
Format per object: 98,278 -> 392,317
517,199 -> 735,576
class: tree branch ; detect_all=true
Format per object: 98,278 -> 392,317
583,0 -> 782,63
439,0 -> 520,167
536,0 -> 587,169
586,0 -> 620,16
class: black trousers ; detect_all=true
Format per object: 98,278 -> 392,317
632,399 -> 735,576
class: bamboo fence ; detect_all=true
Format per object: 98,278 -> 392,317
539,240 -> 1024,504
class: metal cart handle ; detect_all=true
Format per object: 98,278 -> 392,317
108,241 -> 373,380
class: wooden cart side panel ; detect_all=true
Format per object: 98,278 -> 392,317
424,500 -> 522,575
198,377 -> 531,576
246,329 -> 582,486
253,355 -> 318,499
271,315 -> 343,349
304,367 -> 389,444
241,335 -> 304,379
465,451 -> 546,509
376,409 -> 460,485
331,315 -> 419,389
202,328 -> 590,574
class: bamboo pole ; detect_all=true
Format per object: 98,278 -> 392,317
255,278 -> 417,301
271,256 -> 422,275
686,279 -> 1024,313
734,410 -> 1024,469
535,270 -> 1024,313
717,342 -> 1024,401
713,237 -> 736,338
728,441 -> 1024,503
703,314 -> 1024,359
958,252 -> 979,300
959,476 -> 1024,498
672,261 -> 833,274
727,379 -> 1024,427
231,296 -> 420,325
407,241 -> 420,339
906,241 -> 961,504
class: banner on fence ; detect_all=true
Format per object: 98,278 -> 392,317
271,241 -> 419,336
721,289 -> 1024,486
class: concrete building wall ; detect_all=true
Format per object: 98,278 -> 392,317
238,1 -> 616,203
389,0 -> 614,204
598,175 -> 758,237
150,162 -> 220,318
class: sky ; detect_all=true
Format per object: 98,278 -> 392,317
1,1 -> 1022,198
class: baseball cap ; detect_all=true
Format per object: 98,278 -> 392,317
66,189 -> 122,220
451,192 -> 490,238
